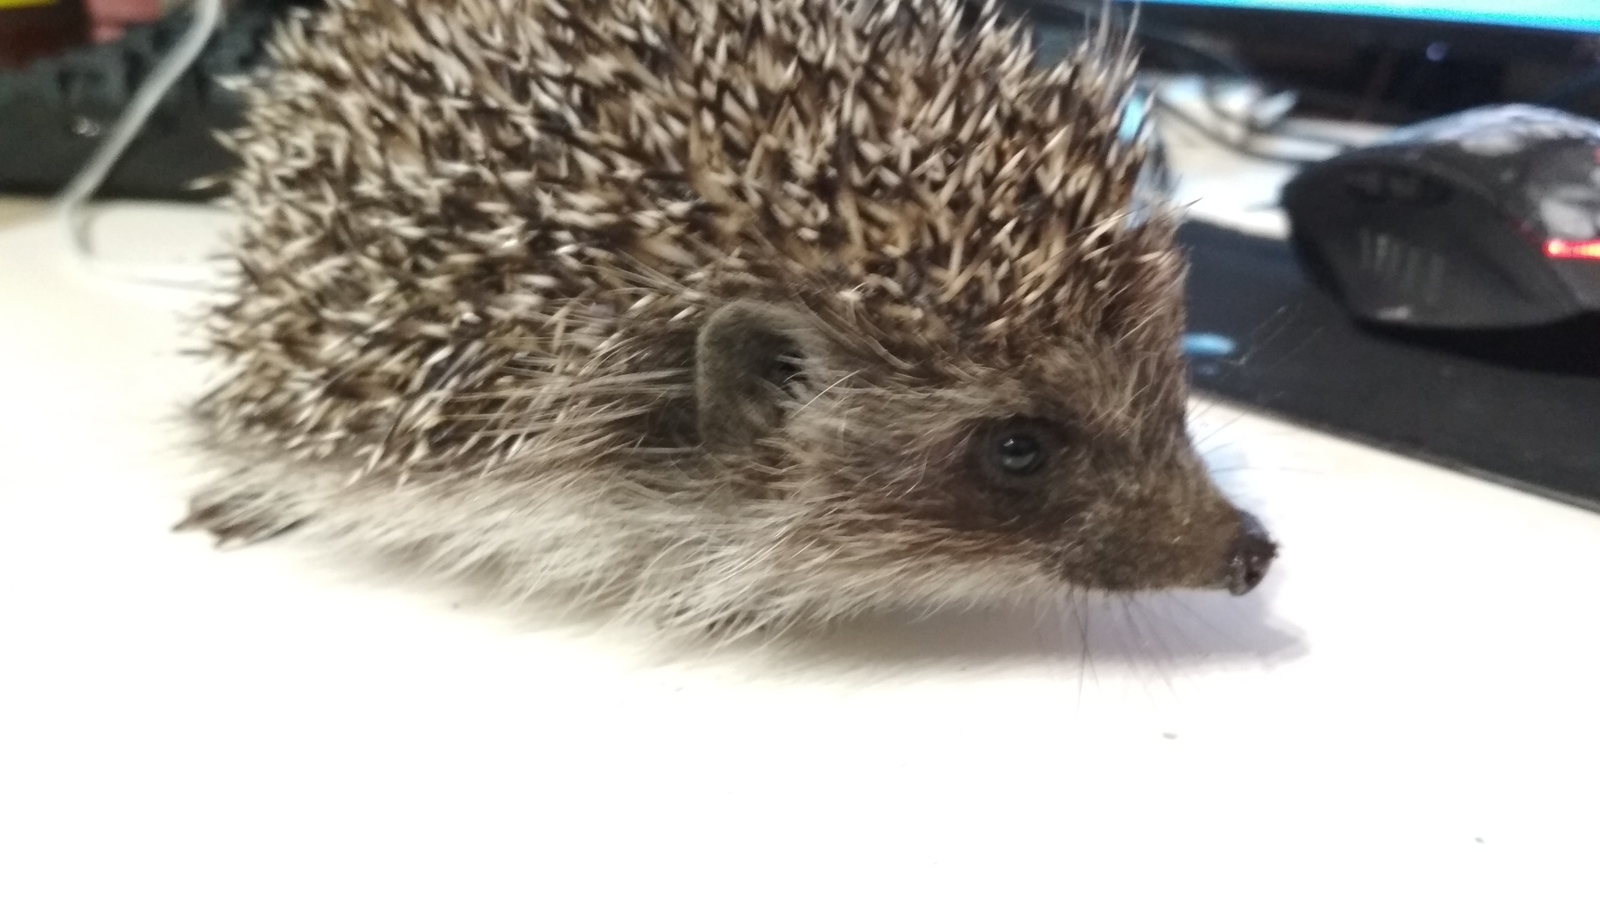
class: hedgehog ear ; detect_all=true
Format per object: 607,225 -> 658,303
696,300 -> 828,453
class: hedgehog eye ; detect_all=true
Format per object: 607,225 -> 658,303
768,352 -> 806,399
975,419 -> 1053,484
994,430 -> 1045,475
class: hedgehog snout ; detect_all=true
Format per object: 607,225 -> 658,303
1223,510 -> 1277,596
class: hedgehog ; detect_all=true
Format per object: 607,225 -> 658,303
178,0 -> 1277,636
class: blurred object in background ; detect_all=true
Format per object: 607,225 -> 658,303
0,0 -> 313,199
0,0 -> 90,69
86,0 -> 164,43
1030,0 -> 1600,123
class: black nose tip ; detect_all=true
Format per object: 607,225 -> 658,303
1225,511 -> 1277,596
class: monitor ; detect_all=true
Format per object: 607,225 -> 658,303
1124,1 -> 1600,34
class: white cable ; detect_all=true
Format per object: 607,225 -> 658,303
52,0 -> 228,294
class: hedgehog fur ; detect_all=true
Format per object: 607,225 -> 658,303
181,0 -> 1275,635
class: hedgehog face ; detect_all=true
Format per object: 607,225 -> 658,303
695,301 -> 1276,603
949,407 -> 1275,597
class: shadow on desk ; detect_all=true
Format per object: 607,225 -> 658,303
733,590 -> 1306,684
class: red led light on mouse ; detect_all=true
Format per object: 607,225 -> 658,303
1543,238 -> 1600,260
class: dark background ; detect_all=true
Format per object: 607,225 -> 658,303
1021,0 -> 1600,124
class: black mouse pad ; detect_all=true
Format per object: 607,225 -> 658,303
1178,220 -> 1600,514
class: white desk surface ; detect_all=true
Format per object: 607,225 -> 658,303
3,124 -> 1600,900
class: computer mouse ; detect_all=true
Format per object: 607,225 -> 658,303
1281,104 -> 1600,329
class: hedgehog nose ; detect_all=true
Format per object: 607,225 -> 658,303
1225,511 -> 1277,596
